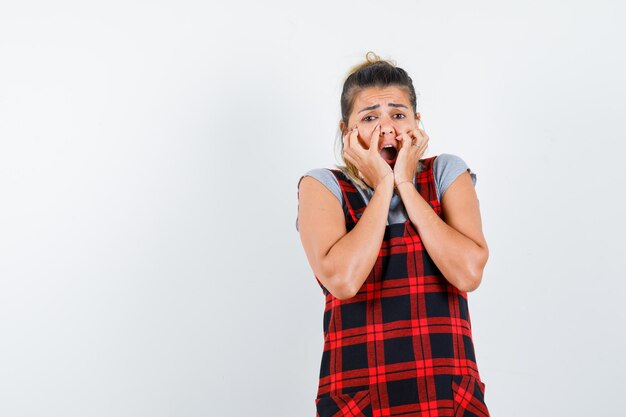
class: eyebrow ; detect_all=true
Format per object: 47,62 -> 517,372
358,103 -> 409,114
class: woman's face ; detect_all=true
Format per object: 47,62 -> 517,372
340,85 -> 420,167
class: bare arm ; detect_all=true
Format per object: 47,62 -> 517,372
297,175 -> 394,299
396,170 -> 489,292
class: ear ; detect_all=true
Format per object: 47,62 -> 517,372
415,112 -> 421,122
339,120 -> 345,134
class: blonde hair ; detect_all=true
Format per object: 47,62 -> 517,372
334,51 -> 421,189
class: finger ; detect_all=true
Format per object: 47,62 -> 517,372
343,149 -> 356,166
414,128 -> 429,142
395,135 -> 409,159
418,130 -> 429,148
395,132 -> 408,150
369,125 -> 381,154
343,129 -> 356,160
343,139 -> 357,164
408,128 -> 420,141
411,129 -> 429,147
410,128 -> 426,143
350,126 -> 363,152
397,131 -> 415,148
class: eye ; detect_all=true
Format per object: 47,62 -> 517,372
362,113 -> 405,122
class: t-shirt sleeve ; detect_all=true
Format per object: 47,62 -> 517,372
433,153 -> 477,202
296,168 -> 343,232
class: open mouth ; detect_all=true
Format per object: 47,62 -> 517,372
380,145 -> 398,165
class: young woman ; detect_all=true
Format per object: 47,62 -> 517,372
296,52 -> 491,417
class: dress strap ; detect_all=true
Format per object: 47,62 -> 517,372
328,169 -> 366,226
330,156 -> 440,226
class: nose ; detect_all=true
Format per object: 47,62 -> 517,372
379,119 -> 396,136
381,126 -> 395,135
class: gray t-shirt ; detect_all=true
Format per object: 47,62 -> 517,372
296,153 -> 477,232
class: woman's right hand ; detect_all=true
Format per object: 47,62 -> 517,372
342,125 -> 394,190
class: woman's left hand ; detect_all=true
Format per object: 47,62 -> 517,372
393,128 -> 429,186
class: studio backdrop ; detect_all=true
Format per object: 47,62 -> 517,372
0,1 -> 624,416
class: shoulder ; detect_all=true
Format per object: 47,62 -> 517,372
296,168 -> 343,232
433,153 -> 477,201
297,168 -> 342,204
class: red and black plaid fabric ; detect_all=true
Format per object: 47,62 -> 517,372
313,156 -> 490,417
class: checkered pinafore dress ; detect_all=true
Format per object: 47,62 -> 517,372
314,156 -> 490,417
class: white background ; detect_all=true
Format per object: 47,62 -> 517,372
1,1 -> 625,416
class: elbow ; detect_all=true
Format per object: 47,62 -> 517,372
461,245 -> 489,293
320,261 -> 359,300
461,273 -> 482,293
333,287 -> 357,300
455,269 -> 483,293
464,245 -> 489,292
331,263 -> 366,300
330,273 -> 359,300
